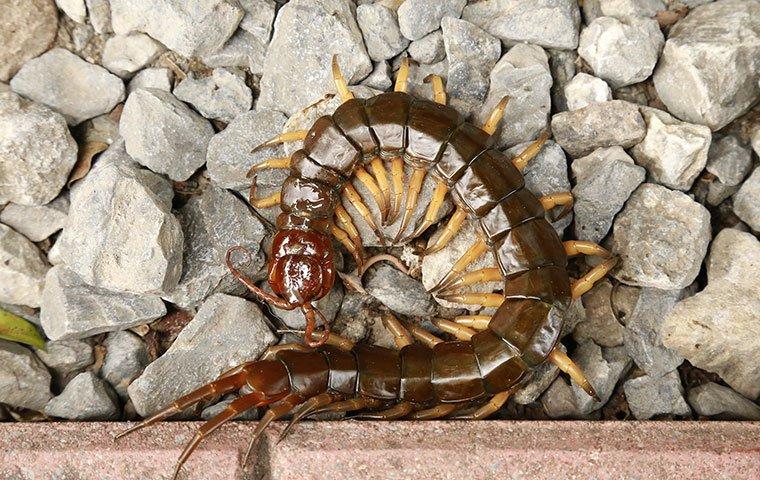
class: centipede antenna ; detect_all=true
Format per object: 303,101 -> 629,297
331,54 -> 355,102
482,96 -> 510,135
548,347 -> 600,402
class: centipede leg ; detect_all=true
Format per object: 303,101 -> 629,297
563,240 -> 612,259
369,157 -> 392,224
571,257 -> 619,299
331,54 -> 355,103
260,343 -> 310,361
243,393 -> 305,467
408,322 -> 444,348
453,315 -> 492,331
343,184 -> 386,245
310,397 -> 384,417
539,192 -> 574,221
407,403 -> 459,420
250,190 -> 281,209
424,206 -> 467,255
355,165 -> 389,222
431,237 -> 489,292
408,178 -> 448,241
251,130 -> 308,152
436,292 -> 504,308
424,74 -> 447,104
277,392 -> 343,444
331,224 -> 364,270
482,96 -> 510,135
246,156 -> 291,178
394,167 -> 427,243
432,318 -> 477,341
394,56 -> 410,93
453,388 -> 515,420
436,267 -> 502,294
548,347 -> 600,401
354,401 -> 413,420
389,156 -> 405,223
381,313 -> 414,349
511,131 -> 550,171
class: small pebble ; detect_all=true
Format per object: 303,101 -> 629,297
174,68 -> 252,123
44,371 -> 121,420
687,382 -> 760,420
623,371 -> 690,420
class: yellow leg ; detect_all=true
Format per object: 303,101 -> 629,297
425,207 -> 467,255
409,178 -> 448,240
331,224 -> 363,269
369,157 -> 392,224
436,292 -> 504,308
432,318 -> 477,341
250,190 -> 280,209
571,257 -> 618,299
511,131 -> 549,171
332,54 -> 355,103
394,57 -> 410,93
408,322 -> 443,348
482,96 -> 510,135
539,192 -> 574,221
393,167 -> 426,243
343,184 -> 385,244
548,347 -> 600,401
356,401 -> 413,420
424,74 -> 446,104
431,237 -> 488,291
334,204 -> 364,256
311,397 -> 383,417
437,267 -> 502,294
564,240 -> 611,259
323,331 -> 355,351
355,166 -> 389,222
389,156 -> 405,223
252,130 -> 308,152
454,389 -> 514,420
407,403 -> 459,420
246,156 -> 291,178
453,315 -> 491,331
381,313 -> 414,349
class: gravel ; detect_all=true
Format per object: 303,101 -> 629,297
573,280 -> 625,348
0,195 -> 68,243
126,67 -> 173,95
101,330 -> 149,399
398,0 -> 466,41
623,371 -> 690,419
687,382 -> 760,420
365,264 -> 438,318
56,0 -> 86,23
201,30 -> 267,76
733,167 -> 760,231
101,33 -> 165,79
357,4 -> 409,62
174,68 -> 252,123
408,31 -> 446,64
0,339 -> 52,411
0,0 -> 58,82
44,371 -> 120,420
704,135 -> 752,205
564,73 -> 612,111
0,223 -> 49,308
35,339 -> 93,381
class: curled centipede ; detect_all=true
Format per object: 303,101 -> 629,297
116,56 -> 618,479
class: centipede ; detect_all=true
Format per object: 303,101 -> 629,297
115,56 -> 619,479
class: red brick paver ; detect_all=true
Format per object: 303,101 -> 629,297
0,421 -> 758,479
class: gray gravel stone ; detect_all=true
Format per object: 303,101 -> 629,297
110,0 -> 244,58
733,167 -> 760,231
623,371 -> 690,419
442,17 -> 501,117
595,0 -> 667,18
398,0 -> 466,41
573,280 -> 625,348
611,183 -> 710,289
163,186 -> 266,308
101,33 -> 165,79
126,68 -> 173,96
201,30 -> 267,76
631,107 -> 711,191
361,61 -> 393,91
128,293 -> 277,417
40,265 -> 167,341
120,88 -> 214,181
0,90 -> 78,206
258,0 -> 372,116
35,339 -> 93,379
174,68 -> 252,123
688,382 -> 760,420
463,0 -> 581,50
365,264 -> 437,317
10,48 -> 125,125
564,73 -> 612,111
408,31 -> 446,64
0,194 -> 69,242
704,135 -> 752,205
0,224 -> 48,308
0,0 -> 58,82
571,147 -> 645,243
578,16 -> 664,89
44,371 -> 120,420
572,342 -> 631,415
102,330 -> 149,399
547,48 -> 577,113
653,0 -> 760,130
662,228 -> 760,399
477,43 -> 552,148
542,375 -> 588,419
0,339 -> 52,411
357,4 -> 409,62
551,100 -> 646,157
56,0 -> 86,23
57,145 -> 183,294
238,0 -> 275,41
86,0 -> 113,34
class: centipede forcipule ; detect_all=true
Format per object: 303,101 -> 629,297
116,56 -> 619,479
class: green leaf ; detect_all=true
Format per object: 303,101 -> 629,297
0,308 -> 45,349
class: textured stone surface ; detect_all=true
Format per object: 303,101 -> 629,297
0,223 -> 48,308
704,135 -> 752,205
624,371 -> 690,420
548,48 -> 577,113
86,0 -> 112,34
610,183 -> 711,289
594,0 -> 667,18
44,372 -> 120,420
408,31 -> 446,64
397,0 -> 466,41
0,0 -> 58,82
101,33 -> 165,78
662,228 -> 760,400
40,265 -> 167,341
174,68 -> 252,123
578,16 -> 664,88
356,4 -> 408,61
513,345 -> 564,405
653,0 -> 760,130
110,0 -> 244,57
35,339 -> 93,380
10,48 -> 125,125
0,194 -> 69,241
361,61 -> 392,91
201,30 -> 267,76
120,88 -> 214,181
258,0 -> 372,116
551,100 -> 646,157
631,107 -> 711,191
571,342 -> 632,414
571,147 -> 645,243
57,144 -> 184,294
126,67 -> 173,95
102,330 -> 149,399
0,339 -> 51,411
365,264 -> 437,317
733,167 -> 760,231
0,90 -> 78,206
573,280 -> 625,348
56,0 -> 86,23
564,72 -> 612,111
128,294 -> 276,417
688,382 -> 760,420
462,0 -> 581,50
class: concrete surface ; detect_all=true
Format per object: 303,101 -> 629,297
0,421 -> 758,479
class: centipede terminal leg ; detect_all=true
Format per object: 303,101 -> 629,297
424,207 -> 467,255
243,394 -> 305,469
260,343 -> 310,361
277,392 -> 343,444
310,397 -> 384,417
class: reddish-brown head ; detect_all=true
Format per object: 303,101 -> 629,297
268,229 -> 335,306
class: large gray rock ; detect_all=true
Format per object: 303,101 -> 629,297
0,90 -> 78,206
408,31 -> 446,64
397,0 -> 466,41
0,0 -> 58,82
356,4 -> 409,61
610,183 -> 711,289
365,264 -> 437,317
571,147 -> 645,243
578,16 -> 664,88
653,0 -> 760,130
102,330 -> 149,399
462,0 -> 581,50
35,339 -> 93,380
564,73 -> 612,111
0,194 -> 69,242
57,145 -> 184,294
551,100 -> 646,157
174,68 -> 252,123
704,135 -> 752,206
163,186 -> 267,308
101,33 -> 165,79
0,339 -> 52,411
688,382 -> 760,420
476,43 -> 552,149
110,0 -> 244,58
40,265 -> 167,341
441,17 -> 501,117
128,294 -> 277,417
0,224 -> 48,308
44,371 -> 120,420
623,371 -> 690,419
258,0 -> 372,116
10,48 -> 125,125
631,107 -> 711,191
120,88 -> 214,181
662,228 -> 760,399
573,280 -> 625,348
733,167 -> 760,231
